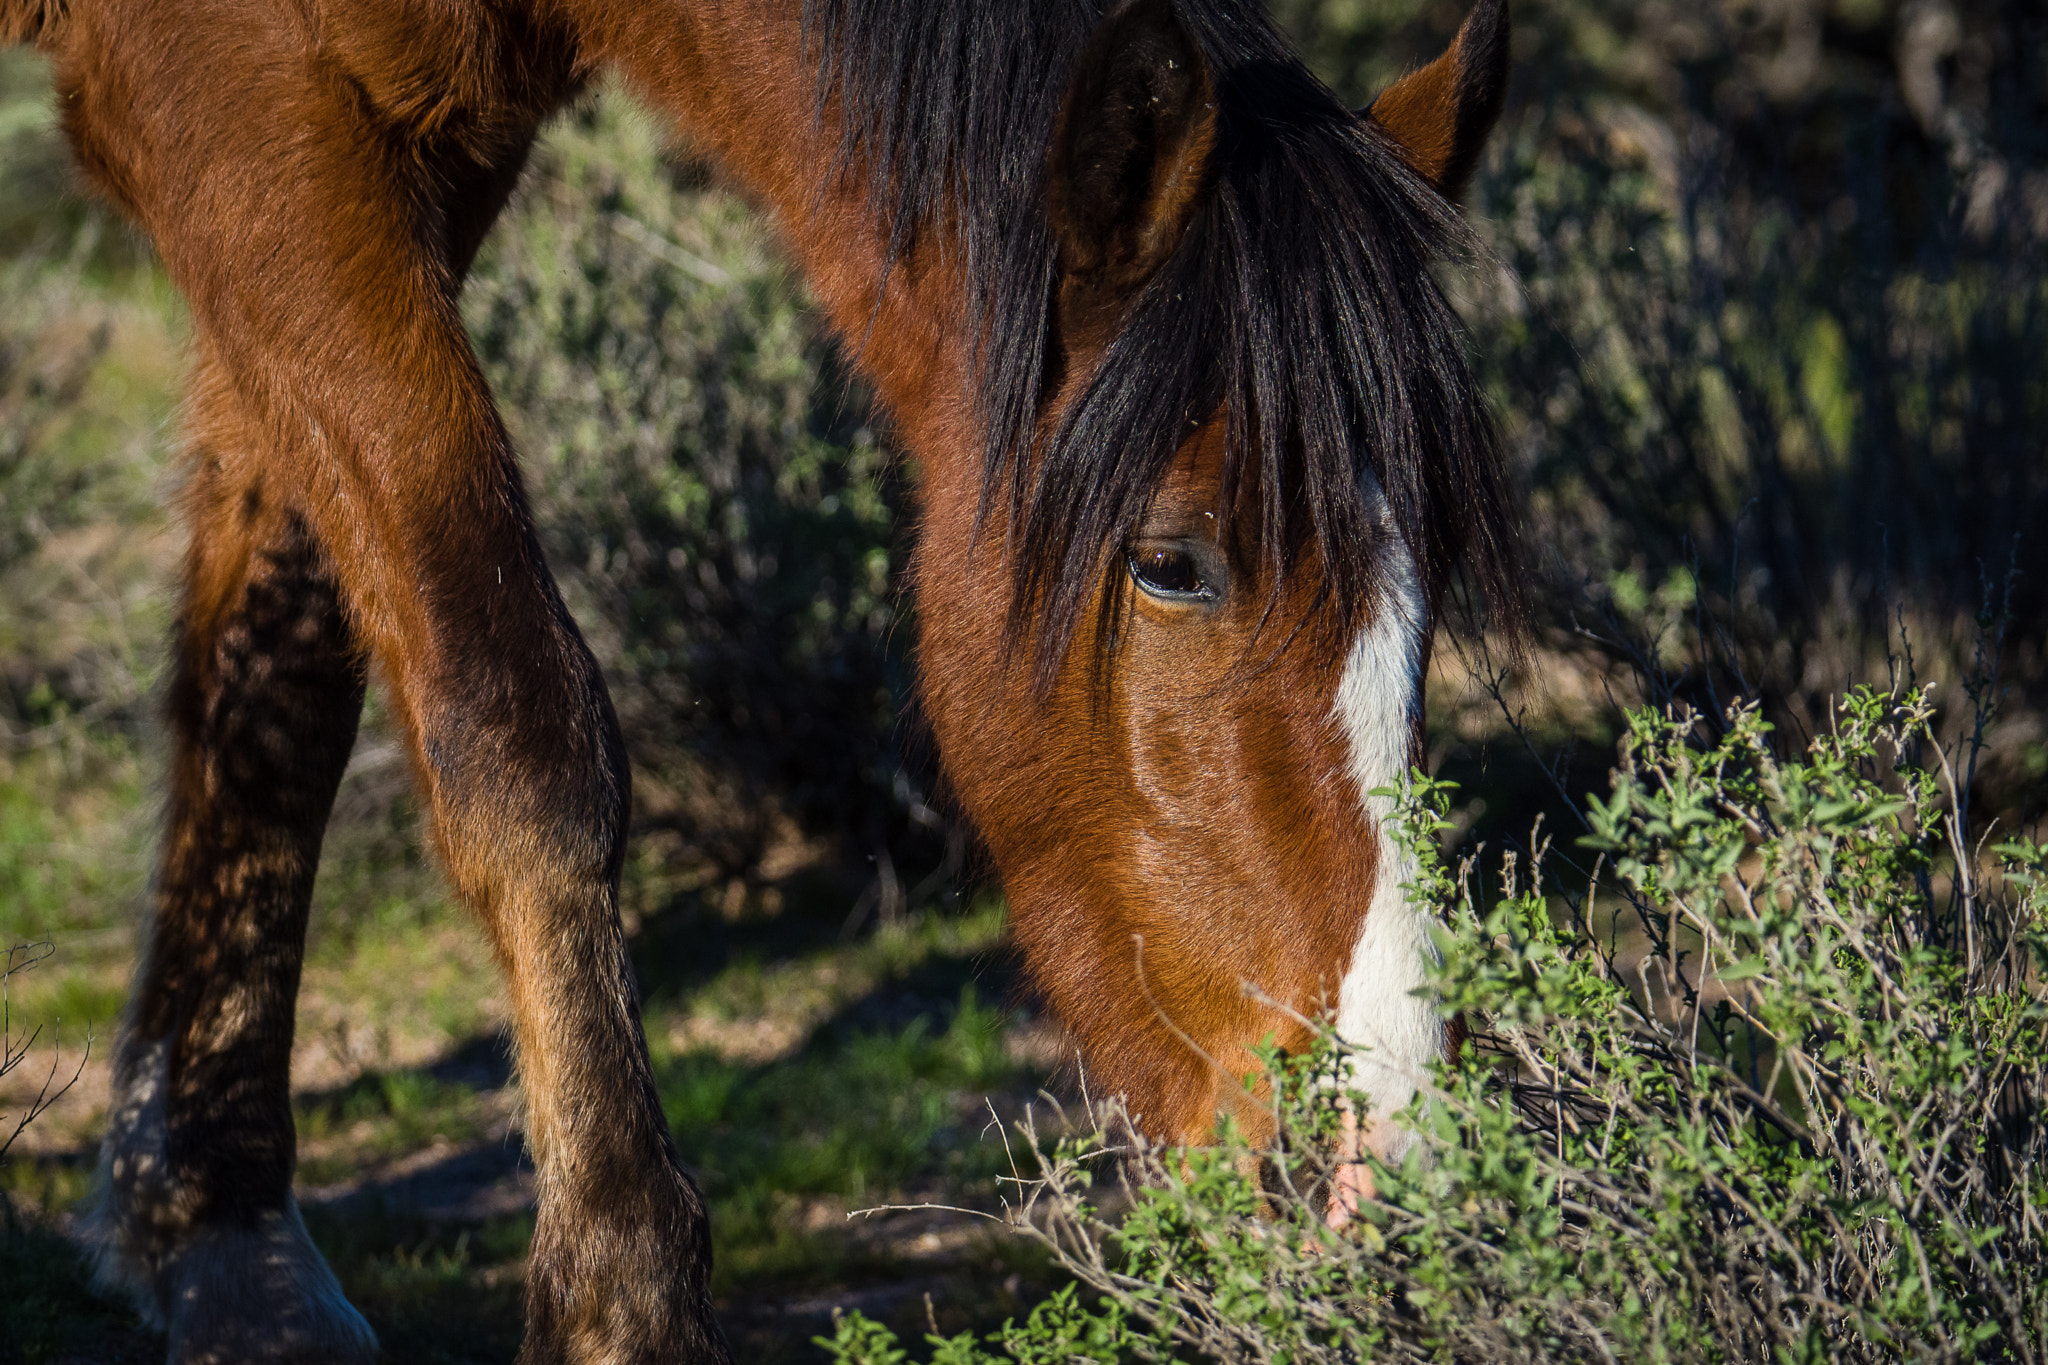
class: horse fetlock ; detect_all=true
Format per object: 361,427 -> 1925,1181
525,1165 -> 727,1365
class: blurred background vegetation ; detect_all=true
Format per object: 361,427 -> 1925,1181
1375,0 -> 2045,828
0,0 -> 2042,1359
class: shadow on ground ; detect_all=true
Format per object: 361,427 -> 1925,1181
2,889 -> 1066,1365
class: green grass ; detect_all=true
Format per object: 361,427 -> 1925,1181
308,1205 -> 533,1365
665,984 -> 1026,1290
293,1072 -> 498,1187
0,748 -> 150,941
278,905 -> 1062,1362
4,887 -> 1054,1364
0,1204 -> 157,1364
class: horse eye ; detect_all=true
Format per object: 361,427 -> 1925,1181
1127,546 -> 1212,601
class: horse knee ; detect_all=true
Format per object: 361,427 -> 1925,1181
415,638 -> 632,920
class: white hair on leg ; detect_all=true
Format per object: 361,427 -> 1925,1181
88,1032 -> 179,1301
153,1202 -> 377,1365
1330,500 -> 1441,1167
87,1034 -> 376,1363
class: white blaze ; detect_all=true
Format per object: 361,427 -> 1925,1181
1331,509 -> 1437,1165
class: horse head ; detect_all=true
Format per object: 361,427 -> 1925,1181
912,0 -> 1521,1150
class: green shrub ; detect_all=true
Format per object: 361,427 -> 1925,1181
825,685 -> 2046,1362
1276,1 -> 2047,822
467,95 -> 934,892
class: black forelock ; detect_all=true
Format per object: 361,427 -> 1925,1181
802,0 -> 1524,685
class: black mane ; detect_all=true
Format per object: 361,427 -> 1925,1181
802,0 -> 1523,679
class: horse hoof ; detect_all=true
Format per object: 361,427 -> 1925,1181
102,1200 -> 377,1365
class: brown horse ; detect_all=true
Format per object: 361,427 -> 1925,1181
3,0 -> 1519,1358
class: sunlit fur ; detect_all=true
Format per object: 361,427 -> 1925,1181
9,0 -> 1517,1356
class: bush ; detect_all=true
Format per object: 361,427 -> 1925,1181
467,95 -> 940,898
2,941 -> 88,1163
1281,0 -> 2048,813
824,683 -> 2047,1362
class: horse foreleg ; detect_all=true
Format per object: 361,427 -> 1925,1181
353,370 -> 728,1365
61,11 -> 726,1351
91,351 -> 374,1363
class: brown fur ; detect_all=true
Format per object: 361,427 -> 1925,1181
918,422 -> 1383,1145
1046,0 -> 1219,351
0,0 -> 62,46
1366,0 -> 1510,199
12,1 -> 1501,1358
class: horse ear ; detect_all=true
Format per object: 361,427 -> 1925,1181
1046,0 -> 1217,335
1363,0 -> 1509,201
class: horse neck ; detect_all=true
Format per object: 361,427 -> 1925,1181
574,0 -> 982,464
